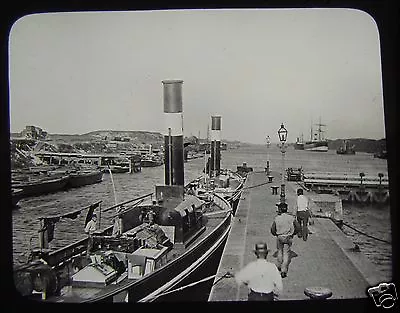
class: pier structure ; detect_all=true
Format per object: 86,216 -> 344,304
34,151 -> 142,173
209,170 -> 383,301
302,172 -> 390,204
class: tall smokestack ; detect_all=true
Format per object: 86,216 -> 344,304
210,115 -> 221,177
162,80 -> 184,186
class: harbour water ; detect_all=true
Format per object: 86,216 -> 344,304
11,145 -> 392,297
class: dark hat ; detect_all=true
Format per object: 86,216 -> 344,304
254,242 -> 269,253
297,188 -> 304,195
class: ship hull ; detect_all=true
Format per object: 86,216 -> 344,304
294,143 -> 304,150
134,214 -> 232,302
14,188 -> 240,303
336,150 -> 355,155
141,160 -> 163,167
304,141 -> 328,152
67,170 -> 103,188
12,175 -> 69,198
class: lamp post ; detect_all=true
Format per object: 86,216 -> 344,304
278,123 -> 288,205
266,135 -> 271,175
359,172 -> 365,188
378,173 -> 384,189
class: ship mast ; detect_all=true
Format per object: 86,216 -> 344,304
316,117 -> 326,141
310,119 -> 313,142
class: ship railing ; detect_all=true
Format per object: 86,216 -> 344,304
304,172 -> 389,183
303,178 -> 389,187
101,192 -> 154,214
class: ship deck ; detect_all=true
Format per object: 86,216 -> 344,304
48,202 -> 229,303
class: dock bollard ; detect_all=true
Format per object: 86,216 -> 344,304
304,287 -> 332,300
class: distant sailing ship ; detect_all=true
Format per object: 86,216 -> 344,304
303,119 -> 328,152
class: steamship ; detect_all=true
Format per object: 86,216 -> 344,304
294,134 -> 305,150
13,80 -> 245,303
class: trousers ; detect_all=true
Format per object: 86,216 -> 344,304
276,235 -> 293,274
297,211 -> 310,241
248,290 -> 274,301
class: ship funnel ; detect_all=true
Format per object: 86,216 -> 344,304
162,80 -> 184,186
210,115 -> 221,177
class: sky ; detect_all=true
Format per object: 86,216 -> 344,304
8,9 -> 385,144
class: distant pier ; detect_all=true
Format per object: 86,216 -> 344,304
208,171 -> 382,301
34,151 -> 142,173
302,172 -> 389,204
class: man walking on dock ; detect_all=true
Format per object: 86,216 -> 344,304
294,188 -> 311,241
234,242 -> 283,301
271,203 -> 296,278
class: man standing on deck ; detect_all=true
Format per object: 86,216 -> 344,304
294,188 -> 311,241
271,203 -> 296,278
234,242 -> 283,301
85,213 -> 97,255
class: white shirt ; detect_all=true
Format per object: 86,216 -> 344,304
235,259 -> 283,295
296,195 -> 309,212
85,219 -> 97,235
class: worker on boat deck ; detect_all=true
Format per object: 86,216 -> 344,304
85,213 -> 97,235
294,188 -> 311,241
112,206 -> 123,237
142,210 -> 171,248
271,203 -> 296,278
234,242 -> 283,301
85,213 -> 97,255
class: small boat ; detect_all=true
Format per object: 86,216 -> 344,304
374,150 -> 387,159
336,140 -> 355,155
100,156 -> 132,173
140,154 -> 163,167
67,170 -> 103,188
102,165 -> 130,173
12,174 -> 70,199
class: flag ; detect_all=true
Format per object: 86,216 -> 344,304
85,202 -> 100,227
43,217 -> 59,243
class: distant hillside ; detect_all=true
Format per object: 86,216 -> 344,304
327,138 -> 386,153
47,130 -> 164,145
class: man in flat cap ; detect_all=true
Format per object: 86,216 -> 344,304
271,202 -> 297,278
234,242 -> 283,301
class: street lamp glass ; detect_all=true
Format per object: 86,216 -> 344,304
278,123 -> 288,142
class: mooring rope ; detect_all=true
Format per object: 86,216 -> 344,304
242,181 -> 270,190
145,271 -> 233,301
341,221 -> 391,244
212,271 -> 234,286
314,215 -> 392,245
